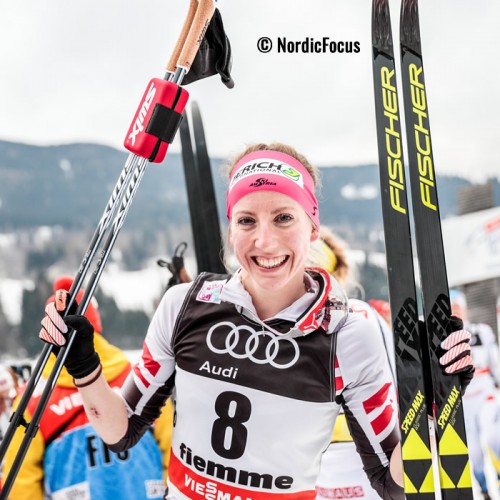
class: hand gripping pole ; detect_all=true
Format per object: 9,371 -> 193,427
0,1 -> 215,497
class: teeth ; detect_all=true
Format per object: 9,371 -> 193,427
255,256 -> 287,269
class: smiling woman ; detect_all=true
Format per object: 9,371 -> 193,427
34,141 -> 474,500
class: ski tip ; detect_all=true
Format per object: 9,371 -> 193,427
371,0 -> 394,58
400,0 -> 422,55
191,100 -> 203,125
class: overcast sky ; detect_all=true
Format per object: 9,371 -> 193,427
1,1 -> 498,181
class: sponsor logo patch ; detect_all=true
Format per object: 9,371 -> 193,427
197,280 -> 227,304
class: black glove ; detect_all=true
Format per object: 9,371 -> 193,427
182,8 -> 234,88
438,315 -> 475,395
39,290 -> 100,380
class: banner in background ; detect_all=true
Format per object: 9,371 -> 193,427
442,206 -> 500,287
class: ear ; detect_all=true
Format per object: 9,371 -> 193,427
311,225 -> 319,242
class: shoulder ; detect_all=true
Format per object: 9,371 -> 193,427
347,298 -> 386,334
338,306 -> 382,348
153,280 -> 192,317
146,282 -> 194,342
348,298 -> 373,320
150,273 -> 232,336
336,304 -> 391,365
159,281 -> 193,309
335,312 -> 394,393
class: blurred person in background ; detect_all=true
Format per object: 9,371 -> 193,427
0,365 -> 17,440
2,275 -> 173,500
308,227 -> 395,500
0,364 -> 18,489
450,289 -> 500,500
368,299 -> 391,328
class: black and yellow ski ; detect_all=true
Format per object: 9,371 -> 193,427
399,1 -> 472,497
372,1 -> 473,498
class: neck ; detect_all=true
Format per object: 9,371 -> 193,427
241,272 -> 308,320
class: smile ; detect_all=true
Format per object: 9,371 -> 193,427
253,256 -> 289,269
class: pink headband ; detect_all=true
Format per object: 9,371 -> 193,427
226,150 -> 320,227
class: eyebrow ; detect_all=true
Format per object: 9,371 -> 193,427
233,206 -> 297,216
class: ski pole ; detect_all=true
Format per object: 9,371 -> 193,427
166,0 -> 199,81
0,153 -> 139,464
0,1 -> 215,497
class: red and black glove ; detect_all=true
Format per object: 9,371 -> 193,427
439,315 -> 475,394
39,289 -> 100,380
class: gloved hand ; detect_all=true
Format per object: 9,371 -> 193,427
39,289 -> 100,380
182,8 -> 234,89
439,315 -> 475,394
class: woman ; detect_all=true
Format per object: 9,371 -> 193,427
39,143 -> 469,500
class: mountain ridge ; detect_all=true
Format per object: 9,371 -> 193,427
1,139 -> 497,237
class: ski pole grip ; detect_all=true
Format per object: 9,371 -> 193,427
166,0 -> 198,73
124,79 -> 189,163
168,0 -> 215,73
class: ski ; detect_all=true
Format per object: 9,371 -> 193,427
191,101 -> 225,273
399,1 -> 472,497
372,1 -> 473,498
372,1 -> 436,497
179,103 -> 225,274
179,109 -> 209,273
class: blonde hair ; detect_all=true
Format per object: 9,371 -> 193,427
321,228 -> 350,283
306,225 -> 364,298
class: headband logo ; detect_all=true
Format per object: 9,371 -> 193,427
249,178 -> 277,188
281,166 -> 301,181
230,158 -> 304,189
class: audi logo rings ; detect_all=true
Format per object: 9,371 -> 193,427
206,321 -> 300,369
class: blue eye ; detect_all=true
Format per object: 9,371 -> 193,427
237,217 -> 255,226
275,213 -> 293,223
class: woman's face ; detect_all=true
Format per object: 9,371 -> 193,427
230,191 -> 318,296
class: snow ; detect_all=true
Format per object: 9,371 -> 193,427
98,262 -> 167,315
0,233 -> 16,248
340,183 -> 378,200
0,260 -> 182,327
0,278 -> 35,325
33,226 -> 56,247
347,249 -> 387,269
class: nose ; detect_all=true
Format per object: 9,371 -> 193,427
254,222 -> 278,250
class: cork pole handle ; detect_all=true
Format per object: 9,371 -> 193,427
166,0 -> 215,74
